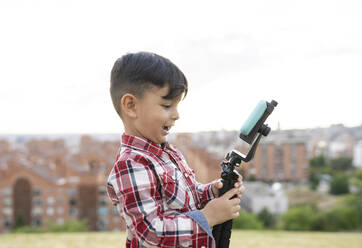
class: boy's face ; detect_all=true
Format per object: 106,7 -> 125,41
130,85 -> 181,144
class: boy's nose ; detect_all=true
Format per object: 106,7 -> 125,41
172,109 -> 179,120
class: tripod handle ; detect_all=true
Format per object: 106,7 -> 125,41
219,178 -> 239,198
213,178 -> 237,248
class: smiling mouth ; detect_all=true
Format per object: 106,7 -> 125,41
163,125 -> 172,132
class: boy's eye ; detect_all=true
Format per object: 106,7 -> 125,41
161,105 -> 171,109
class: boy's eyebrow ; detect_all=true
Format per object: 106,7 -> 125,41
161,92 -> 185,101
160,97 -> 181,105
160,98 -> 174,103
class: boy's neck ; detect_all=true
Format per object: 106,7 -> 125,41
123,122 -> 145,142
123,125 -> 167,146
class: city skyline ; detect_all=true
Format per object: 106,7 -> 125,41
1,0 -> 361,134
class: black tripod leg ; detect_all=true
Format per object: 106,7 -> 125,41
212,219 -> 233,248
212,179 -> 237,248
212,223 -> 222,246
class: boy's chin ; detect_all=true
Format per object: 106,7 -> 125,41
158,137 -> 167,144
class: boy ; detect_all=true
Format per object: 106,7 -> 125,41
106,52 -> 245,248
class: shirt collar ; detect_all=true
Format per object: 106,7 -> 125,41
121,133 -> 172,157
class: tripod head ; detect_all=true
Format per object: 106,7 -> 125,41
240,100 -> 278,144
222,100 -> 278,172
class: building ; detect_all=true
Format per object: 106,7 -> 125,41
240,139 -> 309,183
0,162 -> 126,233
0,137 -> 125,233
240,182 -> 288,214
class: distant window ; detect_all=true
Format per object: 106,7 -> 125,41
47,208 -> 54,216
67,188 -> 77,196
68,177 -> 80,184
69,199 -> 77,206
69,208 -> 78,216
33,188 -> 42,196
113,207 -> 119,215
57,207 -> 64,214
33,198 -> 42,207
3,207 -> 12,216
1,188 -> 11,197
3,220 -> 11,228
97,207 -> 108,215
32,207 -> 42,216
3,197 -> 12,206
32,218 -> 42,227
99,199 -> 107,207
98,187 -> 107,196
47,197 -> 55,205
56,198 -> 64,204
97,219 -> 108,231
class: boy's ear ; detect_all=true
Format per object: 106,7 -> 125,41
121,93 -> 138,118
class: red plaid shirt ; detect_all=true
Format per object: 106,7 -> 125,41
107,134 -> 216,247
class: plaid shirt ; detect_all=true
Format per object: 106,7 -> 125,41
107,134 -> 216,248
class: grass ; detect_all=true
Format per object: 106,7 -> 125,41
0,230 -> 361,248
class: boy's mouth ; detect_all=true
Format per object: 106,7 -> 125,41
162,125 -> 172,133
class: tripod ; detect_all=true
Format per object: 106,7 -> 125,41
211,99 -> 278,248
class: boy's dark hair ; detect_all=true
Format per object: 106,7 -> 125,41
110,52 -> 188,118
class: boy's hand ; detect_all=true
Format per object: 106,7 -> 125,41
211,174 -> 245,198
201,187 -> 243,227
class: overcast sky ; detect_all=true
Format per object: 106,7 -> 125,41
0,0 -> 361,134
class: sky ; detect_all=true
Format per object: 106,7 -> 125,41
0,0 -> 361,134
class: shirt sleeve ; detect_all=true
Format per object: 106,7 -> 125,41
181,164 -> 216,209
107,154 -> 213,248
194,179 -> 217,209
174,146 -> 217,209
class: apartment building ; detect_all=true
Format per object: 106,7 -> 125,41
0,137 -> 125,233
245,140 -> 308,182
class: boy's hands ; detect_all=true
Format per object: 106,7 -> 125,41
201,174 -> 246,227
201,187 -> 243,227
211,175 -> 245,198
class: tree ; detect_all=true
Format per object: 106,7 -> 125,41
329,173 -> 350,195
233,211 -> 263,230
257,208 -> 276,228
14,213 -> 26,229
310,155 -> 326,168
309,170 -> 320,190
352,169 -> 362,192
329,157 -> 353,171
309,155 -> 327,190
282,205 -> 315,231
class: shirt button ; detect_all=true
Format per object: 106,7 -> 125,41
184,172 -> 188,178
